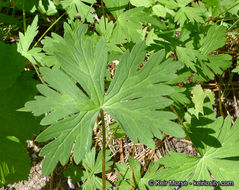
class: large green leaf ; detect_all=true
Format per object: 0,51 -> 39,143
0,42 -> 41,186
0,72 -> 41,187
24,23 -> 185,176
0,42 -> 25,94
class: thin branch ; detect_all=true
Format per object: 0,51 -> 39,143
101,0 -> 106,29
232,82 -> 239,117
31,56 -> 46,85
33,12 -> 66,48
130,167 -> 134,190
206,2 -> 239,23
218,77 -> 225,118
100,109 -> 106,190
23,3 -> 26,33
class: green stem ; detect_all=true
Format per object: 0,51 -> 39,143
31,56 -> 47,85
218,76 -> 225,118
217,2 -> 239,18
101,0 -> 106,29
100,109 -> 106,190
12,6 -> 15,17
23,3 -> 26,33
33,12 -> 66,48
227,19 -> 239,32
222,72 -> 234,99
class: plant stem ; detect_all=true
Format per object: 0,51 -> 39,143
217,2 -> 239,18
31,56 -> 47,85
227,19 -> 239,32
218,77 -> 225,118
12,6 -> 15,17
101,0 -> 106,29
23,3 -> 26,33
206,2 -> 239,23
33,12 -> 66,48
100,109 -> 106,190
130,167 -> 134,190
50,172 -> 54,190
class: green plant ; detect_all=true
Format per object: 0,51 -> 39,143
22,21 -> 185,175
156,102 -> 239,189
1,0 -> 239,189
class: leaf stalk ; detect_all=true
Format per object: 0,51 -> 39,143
33,12 -> 66,48
100,109 -> 106,190
101,0 -> 106,30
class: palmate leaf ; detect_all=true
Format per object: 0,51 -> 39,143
153,98 -> 239,189
24,23 -> 185,176
111,8 -> 151,44
174,6 -> 204,26
37,0 -> 58,16
61,0 -> 96,23
176,25 -> 232,81
157,0 -> 205,26
155,116 -> 239,190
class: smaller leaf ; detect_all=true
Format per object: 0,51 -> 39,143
232,66 -> 239,73
104,0 -> 129,19
152,4 -> 167,17
17,15 -> 45,65
64,148 -> 112,190
61,0 -> 96,23
157,0 -> 179,9
200,25 -> 227,55
116,157 -> 161,189
192,85 -> 215,118
109,122 -> 126,138
175,5 -> 204,26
